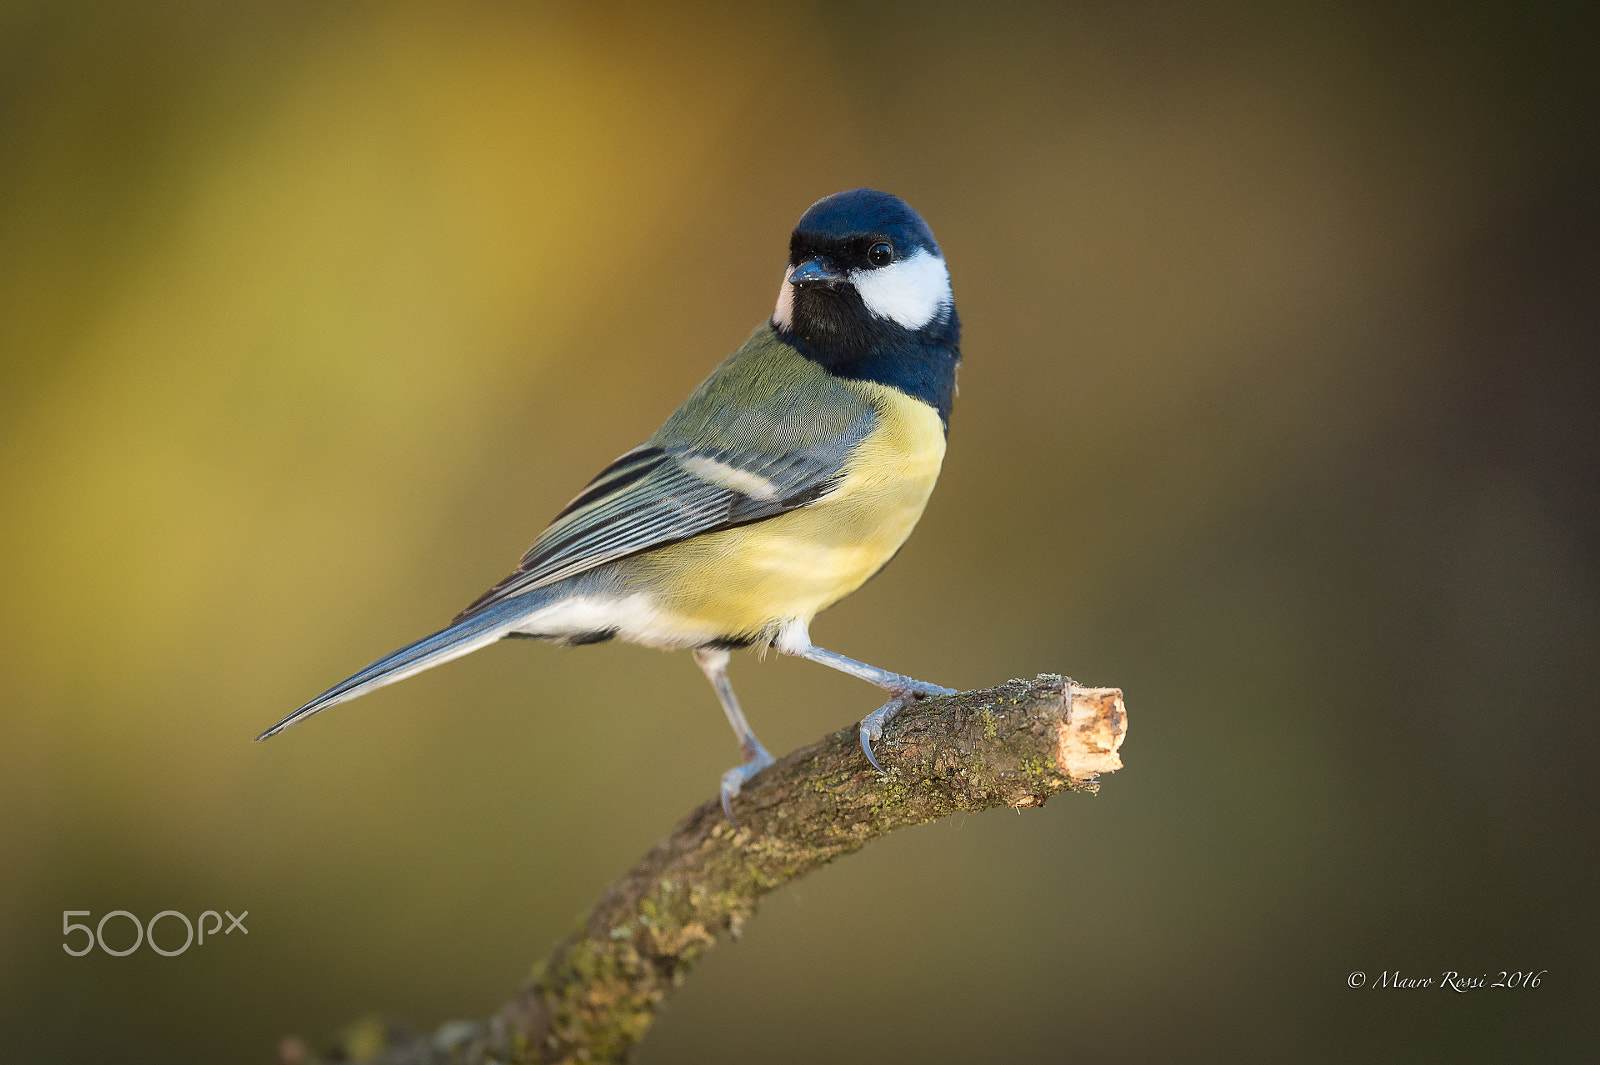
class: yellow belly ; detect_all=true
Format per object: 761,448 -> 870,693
615,380 -> 946,641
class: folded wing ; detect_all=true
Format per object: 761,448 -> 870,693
455,419 -> 875,622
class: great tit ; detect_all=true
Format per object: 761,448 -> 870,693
257,188 -> 962,818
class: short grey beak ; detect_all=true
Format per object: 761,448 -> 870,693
789,257 -> 847,289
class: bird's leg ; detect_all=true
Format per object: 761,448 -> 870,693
783,641 -> 955,697
694,647 -> 774,823
773,622 -> 955,771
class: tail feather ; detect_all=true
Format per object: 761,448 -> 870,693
255,602 -> 527,741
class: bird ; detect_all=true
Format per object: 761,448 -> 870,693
256,188 -> 962,819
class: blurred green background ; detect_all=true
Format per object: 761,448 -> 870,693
3,2 -> 1596,1061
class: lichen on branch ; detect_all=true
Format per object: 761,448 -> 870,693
286,675 -> 1127,1065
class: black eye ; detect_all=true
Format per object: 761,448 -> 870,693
867,242 -> 894,268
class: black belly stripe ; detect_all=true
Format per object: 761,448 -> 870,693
564,628 -> 618,646
702,634 -> 756,650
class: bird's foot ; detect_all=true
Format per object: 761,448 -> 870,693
720,744 -> 776,825
858,697 -> 904,772
859,680 -> 954,772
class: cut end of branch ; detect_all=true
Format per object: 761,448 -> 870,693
307,671 -> 1129,1065
1054,684 -> 1127,780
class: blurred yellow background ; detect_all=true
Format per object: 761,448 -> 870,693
3,2 -> 1595,1061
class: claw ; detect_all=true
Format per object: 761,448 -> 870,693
857,683 -> 954,772
719,747 -> 775,825
857,696 -> 907,773
859,719 -> 886,772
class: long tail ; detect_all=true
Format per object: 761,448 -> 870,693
254,600 -> 531,741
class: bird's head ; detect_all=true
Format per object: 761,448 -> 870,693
772,189 -> 959,361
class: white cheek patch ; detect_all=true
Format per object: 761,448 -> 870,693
849,248 -> 952,330
772,264 -> 796,329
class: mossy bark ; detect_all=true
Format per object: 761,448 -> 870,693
287,675 -> 1126,1065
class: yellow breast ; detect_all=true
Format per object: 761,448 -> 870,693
617,381 -> 946,642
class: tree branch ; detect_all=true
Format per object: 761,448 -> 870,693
281,675 -> 1127,1065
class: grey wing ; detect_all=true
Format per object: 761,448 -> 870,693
453,421 -> 873,622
